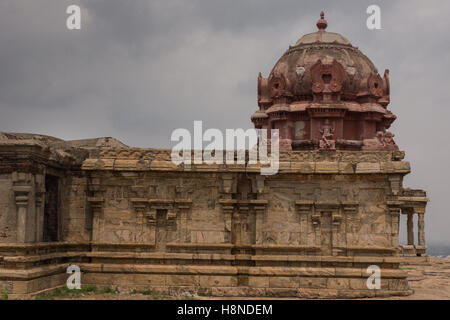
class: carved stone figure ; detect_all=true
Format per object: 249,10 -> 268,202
362,131 -> 399,151
382,131 -> 399,150
319,119 -> 336,150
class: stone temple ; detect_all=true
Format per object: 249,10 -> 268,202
0,12 -> 429,298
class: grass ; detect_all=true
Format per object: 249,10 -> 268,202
34,285 -> 117,300
140,289 -> 163,299
33,286 -> 197,300
1,291 -> 8,300
99,287 -> 116,294
130,289 -> 196,300
400,266 -> 417,270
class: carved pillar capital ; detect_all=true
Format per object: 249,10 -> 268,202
144,210 -> 157,226
248,199 -> 268,215
342,201 -> 359,215
252,175 -> 266,194
295,200 -> 314,214
221,174 -> 236,194
388,175 -> 402,196
387,200 -> 401,215
311,214 -> 321,227
332,213 -> 343,226
12,186 -> 31,207
175,199 -> 193,210
131,198 -> 148,213
35,191 -> 45,208
147,199 -> 170,225
218,199 -> 236,213
88,197 -> 104,211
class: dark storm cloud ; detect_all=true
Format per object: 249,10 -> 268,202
0,0 -> 449,243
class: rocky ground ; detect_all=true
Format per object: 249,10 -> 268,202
11,257 -> 449,300
385,257 -> 450,300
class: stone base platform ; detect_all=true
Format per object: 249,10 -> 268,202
80,268 -> 411,299
0,242 -> 411,299
400,256 -> 431,266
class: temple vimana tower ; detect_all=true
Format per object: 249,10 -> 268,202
0,12 -> 428,298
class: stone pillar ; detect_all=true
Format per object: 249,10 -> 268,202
407,212 -> 414,246
219,200 -> 235,244
88,177 -> 105,243
88,197 -> 104,242
12,172 -> 34,243
175,199 -> 193,243
35,174 -> 45,242
131,198 -> 148,242
342,201 -> 359,248
220,174 -> 236,244
295,201 -> 314,245
387,202 -> 401,248
252,176 -> 266,245
13,186 -> 31,243
311,213 -> 321,247
234,204 -> 250,245
253,200 -> 267,245
155,210 -> 168,252
417,213 -> 425,246
331,212 -> 343,256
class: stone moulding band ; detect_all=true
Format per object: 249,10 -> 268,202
0,240 -> 409,298
0,243 -> 400,264
295,200 -> 359,214
82,159 -> 411,175
0,259 -> 407,280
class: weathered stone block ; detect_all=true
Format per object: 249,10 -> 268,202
315,162 -> 339,173
269,276 -> 298,288
327,278 -> 350,289
199,276 -> 237,288
298,277 -> 327,289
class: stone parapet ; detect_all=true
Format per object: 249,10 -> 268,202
81,149 -> 410,175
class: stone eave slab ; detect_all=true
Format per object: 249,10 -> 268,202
81,159 -> 410,175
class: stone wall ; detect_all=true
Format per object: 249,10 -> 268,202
0,137 -> 427,298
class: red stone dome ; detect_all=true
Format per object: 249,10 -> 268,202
252,12 -> 397,151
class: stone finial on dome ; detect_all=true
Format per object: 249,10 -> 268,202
316,11 -> 327,31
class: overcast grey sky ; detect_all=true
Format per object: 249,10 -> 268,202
0,0 -> 449,244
